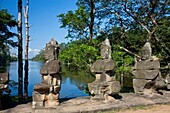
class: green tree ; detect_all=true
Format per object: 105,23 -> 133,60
96,0 -> 170,65
122,0 -> 170,66
57,0 -> 170,84
57,0 -> 97,42
0,9 -> 17,72
96,0 -> 169,40
59,40 -> 99,71
154,17 -> 170,65
0,9 -> 17,47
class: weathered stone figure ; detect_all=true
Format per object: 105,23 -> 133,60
132,42 -> 167,95
32,38 -> 61,108
166,63 -> 170,90
101,38 -> 111,59
140,42 -> 152,60
0,73 -> 8,108
88,38 -> 121,102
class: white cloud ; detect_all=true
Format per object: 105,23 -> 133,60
10,48 -> 41,59
28,48 -> 40,59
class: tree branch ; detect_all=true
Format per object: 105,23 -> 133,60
120,46 -> 141,59
124,1 -> 151,35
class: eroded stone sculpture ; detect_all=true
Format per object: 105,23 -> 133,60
0,73 -> 8,108
88,38 -> 121,102
32,38 -> 61,108
132,42 -> 167,95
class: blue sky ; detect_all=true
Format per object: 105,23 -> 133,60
0,0 -> 77,58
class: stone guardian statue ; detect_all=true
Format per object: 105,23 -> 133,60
32,38 -> 62,108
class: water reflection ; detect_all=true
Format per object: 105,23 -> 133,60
8,61 -> 95,98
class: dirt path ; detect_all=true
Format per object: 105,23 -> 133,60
1,93 -> 170,113
116,104 -> 170,113
0,103 -> 170,113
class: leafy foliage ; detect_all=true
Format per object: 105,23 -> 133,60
0,9 -> 17,72
34,0 -> 170,86
59,40 -> 99,70
58,0 -> 97,42
0,9 -> 17,48
57,6 -> 89,40
112,45 -> 134,76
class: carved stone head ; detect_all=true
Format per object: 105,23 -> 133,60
101,38 -> 111,59
140,42 -> 152,60
44,38 -> 59,61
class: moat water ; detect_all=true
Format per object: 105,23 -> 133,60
8,61 -> 94,98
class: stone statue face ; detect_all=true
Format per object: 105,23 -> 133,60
101,38 -> 111,59
140,42 -> 152,60
44,38 -> 58,61
141,50 -> 150,60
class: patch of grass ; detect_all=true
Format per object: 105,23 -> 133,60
130,105 -> 151,110
97,109 -> 120,113
97,111 -> 115,113
97,105 -> 153,113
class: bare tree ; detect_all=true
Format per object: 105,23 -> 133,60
18,0 -> 23,99
24,0 -> 30,100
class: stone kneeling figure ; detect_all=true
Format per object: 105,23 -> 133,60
32,38 -> 62,108
88,38 -> 121,103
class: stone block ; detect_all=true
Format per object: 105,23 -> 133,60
32,91 -> 46,101
105,73 -> 115,81
134,60 -> 160,70
133,79 -> 148,93
167,77 -> 170,83
34,84 -> 50,93
132,70 -> 160,79
107,81 -> 121,94
91,59 -> 115,73
0,84 -> 8,89
95,74 -> 101,81
32,101 -> 44,109
88,81 -> 100,95
45,100 -> 59,108
95,73 -> 115,82
155,79 -> 165,88
167,84 -> 170,90
40,59 -> 61,75
0,73 -> 8,84
95,73 -> 107,82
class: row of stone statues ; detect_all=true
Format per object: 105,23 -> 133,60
32,38 -> 170,108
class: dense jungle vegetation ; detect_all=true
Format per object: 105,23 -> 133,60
32,0 -> 170,79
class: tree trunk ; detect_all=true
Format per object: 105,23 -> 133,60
18,0 -> 23,99
89,0 -> 95,42
24,0 -> 29,100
